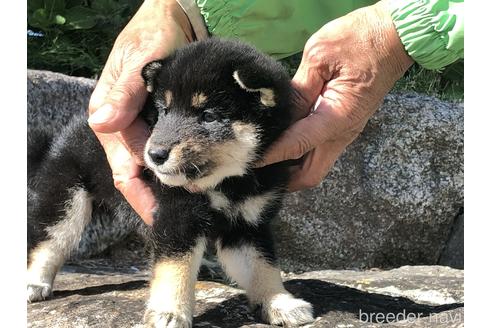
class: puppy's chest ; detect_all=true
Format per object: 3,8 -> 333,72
206,190 -> 278,225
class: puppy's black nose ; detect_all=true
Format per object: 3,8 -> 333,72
148,148 -> 170,165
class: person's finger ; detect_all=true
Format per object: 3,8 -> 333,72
290,34 -> 334,110
88,69 -> 148,133
96,131 -> 156,224
258,37 -> 341,168
116,117 -> 151,166
258,96 -> 336,167
114,174 -> 156,226
87,66 -> 116,114
289,85 -> 316,123
287,139 -> 347,192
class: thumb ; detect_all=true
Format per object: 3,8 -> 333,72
88,70 -> 148,133
290,35 -> 330,113
259,97 -> 331,166
258,59 -> 328,167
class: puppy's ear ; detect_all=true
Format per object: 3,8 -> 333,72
142,60 -> 164,93
232,67 -> 277,107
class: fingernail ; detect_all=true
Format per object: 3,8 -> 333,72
88,104 -> 115,124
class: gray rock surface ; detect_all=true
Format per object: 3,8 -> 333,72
27,70 -> 464,270
275,93 -> 463,271
27,264 -> 463,327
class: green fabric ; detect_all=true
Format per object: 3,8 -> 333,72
390,0 -> 464,70
196,0 -> 376,59
196,0 -> 464,68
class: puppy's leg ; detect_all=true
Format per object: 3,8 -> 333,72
217,241 -> 313,326
27,187 -> 92,302
144,237 -> 206,328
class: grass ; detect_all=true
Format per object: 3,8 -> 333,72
393,61 -> 464,101
27,32 -> 464,102
27,0 -> 463,102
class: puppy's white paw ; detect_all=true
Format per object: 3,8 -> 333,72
27,282 -> 52,302
262,294 -> 314,327
144,309 -> 192,328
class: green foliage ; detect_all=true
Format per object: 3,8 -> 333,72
27,0 -> 142,78
27,0 -> 463,100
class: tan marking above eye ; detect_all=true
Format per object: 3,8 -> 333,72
191,92 -> 208,107
164,90 -> 173,107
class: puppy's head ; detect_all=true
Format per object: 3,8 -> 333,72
141,38 -> 292,190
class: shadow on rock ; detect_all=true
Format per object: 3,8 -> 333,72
52,280 -> 148,299
195,279 -> 463,327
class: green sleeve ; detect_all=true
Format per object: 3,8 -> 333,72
390,0 -> 464,70
196,0 -> 377,59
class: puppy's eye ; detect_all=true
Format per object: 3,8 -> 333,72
201,111 -> 219,123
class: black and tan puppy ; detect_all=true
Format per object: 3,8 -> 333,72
27,38 -> 314,327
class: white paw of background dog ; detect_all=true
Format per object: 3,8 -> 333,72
262,293 -> 314,327
27,282 -> 52,302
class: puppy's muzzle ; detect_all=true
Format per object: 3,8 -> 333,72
148,147 -> 170,166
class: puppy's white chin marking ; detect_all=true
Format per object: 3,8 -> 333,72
155,172 -> 189,187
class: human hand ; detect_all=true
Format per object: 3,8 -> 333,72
88,0 -> 193,224
259,0 -> 414,192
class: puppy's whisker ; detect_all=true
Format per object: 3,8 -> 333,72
191,163 -> 202,175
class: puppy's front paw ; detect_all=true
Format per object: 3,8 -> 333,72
144,309 -> 192,328
27,282 -> 52,303
261,294 -> 314,327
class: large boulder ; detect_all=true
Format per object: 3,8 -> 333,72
27,70 -> 464,270
27,263 -> 464,327
275,93 -> 463,271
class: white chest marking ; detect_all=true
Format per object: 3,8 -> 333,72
207,191 -> 276,225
